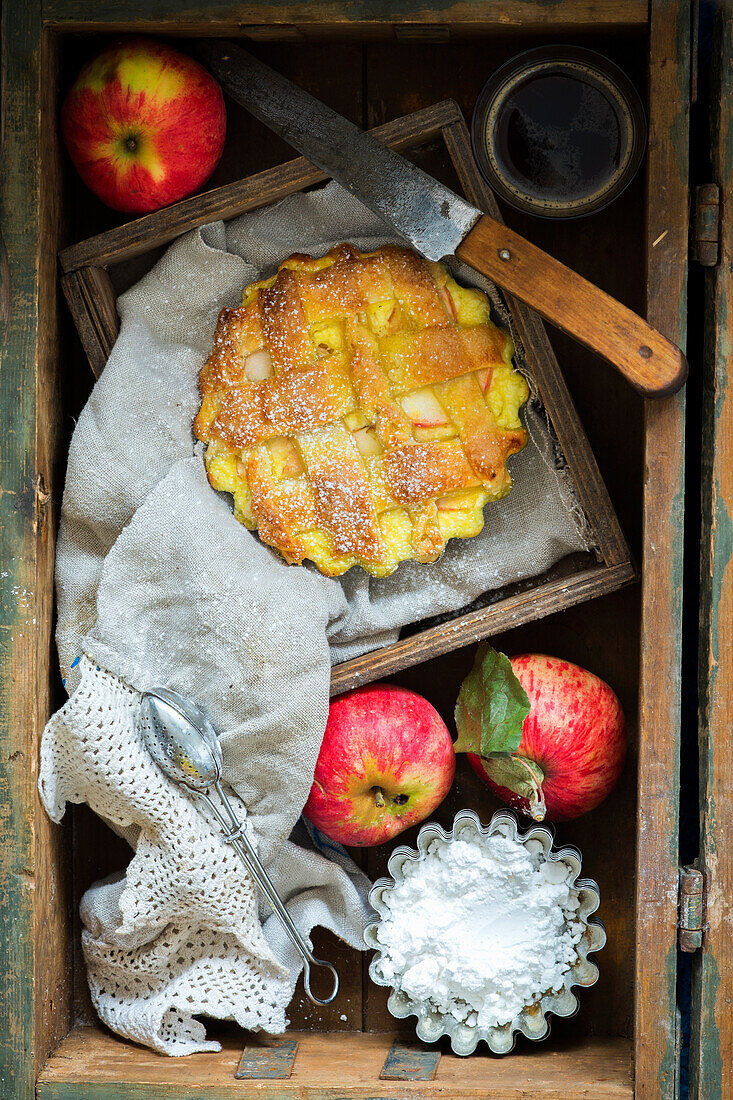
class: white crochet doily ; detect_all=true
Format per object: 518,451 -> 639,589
40,658 -> 292,1055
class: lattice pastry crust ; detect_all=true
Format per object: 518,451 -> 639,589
194,244 -> 529,577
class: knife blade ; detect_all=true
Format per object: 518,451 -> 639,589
196,41 -> 480,261
197,40 -> 687,397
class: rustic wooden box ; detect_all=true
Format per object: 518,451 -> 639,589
2,2 -> 720,1098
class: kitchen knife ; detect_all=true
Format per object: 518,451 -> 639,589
197,41 -> 687,397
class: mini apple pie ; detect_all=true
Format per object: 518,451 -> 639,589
194,243 -> 529,577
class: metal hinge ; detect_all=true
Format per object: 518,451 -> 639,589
678,865 -> 705,951
691,184 -> 720,266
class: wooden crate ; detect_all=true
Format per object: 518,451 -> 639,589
58,99 -> 635,695
0,2 -> 700,1098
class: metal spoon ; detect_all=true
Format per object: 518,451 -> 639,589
137,687 -> 339,1006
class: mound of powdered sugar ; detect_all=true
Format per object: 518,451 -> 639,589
373,832 -> 585,1030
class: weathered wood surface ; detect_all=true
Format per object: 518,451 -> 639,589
689,7 -> 733,1099
634,2 -> 690,1098
330,561 -> 635,695
42,0 -> 648,32
34,23 -> 75,1083
456,214 -> 688,397
61,268 -> 119,377
0,12 -> 687,1098
0,9 -> 72,1100
37,1026 -> 633,1099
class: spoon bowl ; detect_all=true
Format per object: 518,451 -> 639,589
139,688 -> 222,791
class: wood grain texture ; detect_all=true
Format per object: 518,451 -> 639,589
4,16 -> 684,1096
634,2 -> 690,1097
0,8 -> 72,1100
689,7 -> 733,1098
42,0 -> 648,31
34,24 -> 74,1079
59,101 -> 460,273
330,561 -> 635,695
61,269 -> 119,379
456,214 -> 688,397
37,1026 -> 633,1099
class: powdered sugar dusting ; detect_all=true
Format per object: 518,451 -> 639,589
374,832 -> 584,1031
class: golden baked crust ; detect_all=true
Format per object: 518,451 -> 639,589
194,243 -> 529,577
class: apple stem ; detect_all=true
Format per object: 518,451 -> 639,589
373,787 -> 386,809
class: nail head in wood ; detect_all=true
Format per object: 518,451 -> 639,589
639,345 -> 653,358
235,1038 -> 299,1079
380,1040 -> 440,1081
498,248 -> 512,261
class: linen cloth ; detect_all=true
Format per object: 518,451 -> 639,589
39,181 -> 591,1055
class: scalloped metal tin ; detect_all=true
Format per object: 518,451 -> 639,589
364,808 -> 606,1056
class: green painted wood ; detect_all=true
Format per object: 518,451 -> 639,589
689,6 -> 733,1099
41,0 -> 648,29
236,1039 -> 299,1079
634,2 -> 690,1097
380,1041 -> 440,1081
0,3 -> 43,1099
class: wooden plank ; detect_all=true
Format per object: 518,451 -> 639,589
80,266 -> 119,362
0,2 -> 40,1090
59,102 -> 460,273
41,0 -> 648,31
34,22 -> 75,1080
0,6 -> 72,1100
634,2 -> 690,1097
689,7 -> 733,1098
331,560 -> 635,696
61,270 -> 118,379
37,1026 -> 633,1098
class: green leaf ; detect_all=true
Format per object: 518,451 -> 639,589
453,645 -> 530,757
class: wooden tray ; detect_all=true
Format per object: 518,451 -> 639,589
0,4 -> 701,1098
58,100 -> 636,695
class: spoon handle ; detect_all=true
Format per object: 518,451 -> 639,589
201,784 -> 339,1007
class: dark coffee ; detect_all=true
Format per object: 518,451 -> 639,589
492,71 -> 624,205
471,48 -> 645,218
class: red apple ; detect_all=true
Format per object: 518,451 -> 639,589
304,684 -> 455,847
467,654 -> 626,822
61,38 -> 226,213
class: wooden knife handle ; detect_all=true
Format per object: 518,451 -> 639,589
455,215 -> 688,397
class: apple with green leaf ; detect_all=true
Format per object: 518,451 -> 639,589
454,648 -> 626,821
304,683 -> 455,846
